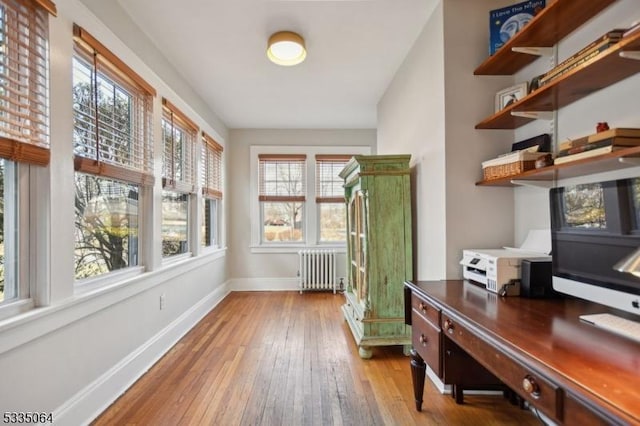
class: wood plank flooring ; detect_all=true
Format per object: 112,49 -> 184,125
93,292 -> 540,425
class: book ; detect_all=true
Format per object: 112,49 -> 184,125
556,138 -> 615,157
554,145 -> 625,165
489,0 -> 546,55
588,128 -> 640,143
540,40 -> 620,85
558,130 -> 640,152
558,136 -> 588,152
540,29 -> 625,84
550,29 -> 624,71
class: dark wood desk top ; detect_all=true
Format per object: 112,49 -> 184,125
405,280 -> 640,425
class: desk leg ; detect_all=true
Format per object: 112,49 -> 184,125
410,349 -> 426,411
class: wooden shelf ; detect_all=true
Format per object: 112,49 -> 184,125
476,31 -> 640,130
476,145 -> 640,186
474,0 -> 618,76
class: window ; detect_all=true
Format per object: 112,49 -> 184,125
0,0 -> 55,307
316,155 -> 351,242
74,174 -> 139,279
162,98 -> 196,257
72,24 -> 155,280
259,154 -> 306,243
201,132 -> 222,248
0,159 -> 17,304
251,146 -> 368,251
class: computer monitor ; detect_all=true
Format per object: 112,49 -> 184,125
550,177 -> 640,317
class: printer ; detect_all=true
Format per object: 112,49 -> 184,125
460,248 -> 551,296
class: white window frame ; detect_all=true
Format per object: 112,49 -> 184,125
202,197 -> 221,249
0,162 -> 42,320
160,99 -> 198,261
200,132 -> 223,252
249,145 -> 370,253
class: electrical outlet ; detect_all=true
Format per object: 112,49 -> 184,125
160,294 -> 166,310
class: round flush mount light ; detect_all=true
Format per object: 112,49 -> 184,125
267,31 -> 306,66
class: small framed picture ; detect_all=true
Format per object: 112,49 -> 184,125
495,82 -> 528,112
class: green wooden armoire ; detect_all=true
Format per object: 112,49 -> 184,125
339,155 -> 413,359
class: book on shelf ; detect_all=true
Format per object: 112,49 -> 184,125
554,145 -> 625,165
558,136 -> 588,152
558,129 -> 640,152
553,29 -> 623,69
556,138 -> 618,157
588,128 -> 640,143
489,0 -> 546,55
540,30 -> 623,85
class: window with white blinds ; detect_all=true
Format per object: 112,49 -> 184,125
72,24 -> 155,186
315,155 -> 351,203
201,131 -> 222,199
0,0 -> 56,166
258,154 -> 306,202
162,98 -> 197,193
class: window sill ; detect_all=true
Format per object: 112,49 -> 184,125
250,245 -> 346,254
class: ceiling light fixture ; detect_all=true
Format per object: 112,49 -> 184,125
267,31 -> 306,66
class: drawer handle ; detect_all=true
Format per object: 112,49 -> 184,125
444,319 -> 454,334
419,334 -> 428,346
418,302 -> 427,314
522,375 -> 541,398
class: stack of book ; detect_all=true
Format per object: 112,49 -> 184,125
539,29 -> 625,87
554,128 -> 640,165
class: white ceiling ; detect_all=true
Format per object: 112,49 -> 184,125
116,0 -> 436,129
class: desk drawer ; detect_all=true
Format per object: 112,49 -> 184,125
442,313 -> 562,422
411,293 -> 440,327
411,309 -> 441,377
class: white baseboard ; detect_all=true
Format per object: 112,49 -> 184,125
52,282 -> 231,426
426,365 -> 451,394
230,277 -> 299,291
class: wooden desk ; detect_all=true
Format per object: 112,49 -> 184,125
404,280 -> 640,425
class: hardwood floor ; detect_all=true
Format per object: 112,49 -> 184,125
93,292 -> 540,425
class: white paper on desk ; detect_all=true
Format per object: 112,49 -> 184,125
503,229 -> 551,255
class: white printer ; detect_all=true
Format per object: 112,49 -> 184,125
460,248 -> 551,296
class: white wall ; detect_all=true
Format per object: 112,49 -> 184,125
227,129 -> 375,290
377,0 -> 516,280
377,3 -> 447,280
0,0 -> 230,423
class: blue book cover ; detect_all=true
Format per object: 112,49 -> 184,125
490,0 -> 546,55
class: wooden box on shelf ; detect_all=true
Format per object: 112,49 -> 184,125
482,150 -> 546,180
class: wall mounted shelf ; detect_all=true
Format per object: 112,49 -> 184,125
476,145 -> 640,187
474,0 -> 618,76
476,31 -> 640,130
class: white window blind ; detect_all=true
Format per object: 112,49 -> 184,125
0,0 -> 56,166
72,24 -> 155,186
315,155 -> 351,203
258,154 -> 306,202
201,131 -> 222,199
162,98 -> 197,193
